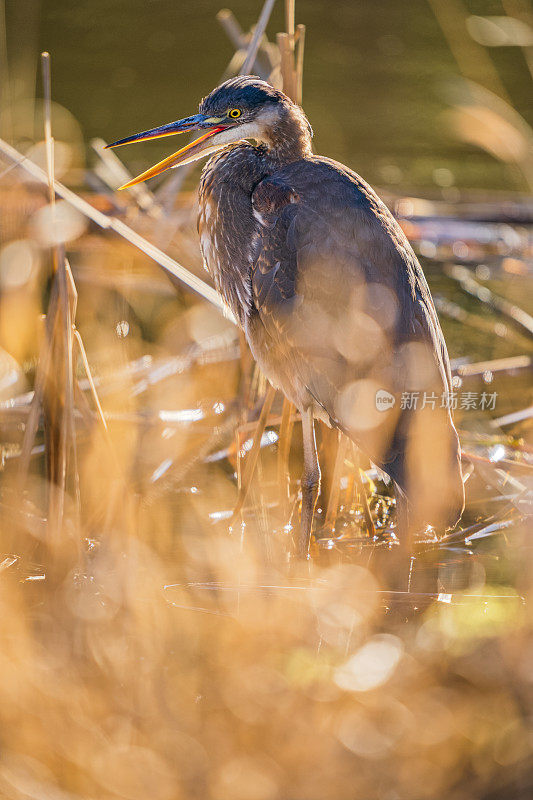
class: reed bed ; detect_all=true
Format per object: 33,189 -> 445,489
0,1 -> 532,798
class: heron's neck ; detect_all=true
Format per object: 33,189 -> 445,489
262,105 -> 313,166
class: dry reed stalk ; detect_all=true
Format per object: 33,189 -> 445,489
40,52 -> 77,539
91,137 -> 158,217
49,257 -> 77,538
41,53 -> 53,205
73,377 -> 97,429
277,33 -> 297,100
19,57 -> 57,486
351,445 -> 376,538
16,277 -> 59,489
491,405 -> 533,428
42,269 -> 71,535
239,0 -> 277,75
434,296 -> 533,348
456,354 -> 532,376
285,0 -> 295,42
323,432 -> 349,532
277,397 -> 295,519
295,24 -> 305,104
233,409 -> 301,435
230,384 -> 276,526
343,468 -> 356,512
276,0 -> 303,101
445,264 -> 533,338
217,8 -> 274,77
461,449 -> 533,474
72,330 -> 107,434
16,54 -> 114,556
0,138 -> 232,317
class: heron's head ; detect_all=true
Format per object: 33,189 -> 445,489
106,76 -> 313,189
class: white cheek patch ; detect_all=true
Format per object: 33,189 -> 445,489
210,121 -> 265,145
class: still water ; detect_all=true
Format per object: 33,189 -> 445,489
4,0 -> 532,192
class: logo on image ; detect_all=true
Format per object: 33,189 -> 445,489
375,389 -> 396,411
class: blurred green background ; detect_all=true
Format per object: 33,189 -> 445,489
4,0 -> 532,192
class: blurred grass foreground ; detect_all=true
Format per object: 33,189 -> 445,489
0,1 -> 532,799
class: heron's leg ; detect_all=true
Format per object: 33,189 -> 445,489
298,407 -> 321,557
323,431 -> 347,533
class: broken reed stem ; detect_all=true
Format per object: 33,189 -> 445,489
285,0 -> 295,43
230,384 -> 276,526
277,33 -> 297,101
277,1 -> 302,102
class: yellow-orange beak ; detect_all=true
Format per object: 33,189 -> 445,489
106,114 -> 226,189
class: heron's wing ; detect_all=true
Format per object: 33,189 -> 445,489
251,162 -> 450,406
249,158 -> 463,524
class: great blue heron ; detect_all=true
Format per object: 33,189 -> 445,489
108,76 -> 464,556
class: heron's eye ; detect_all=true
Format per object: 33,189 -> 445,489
228,108 -> 241,119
